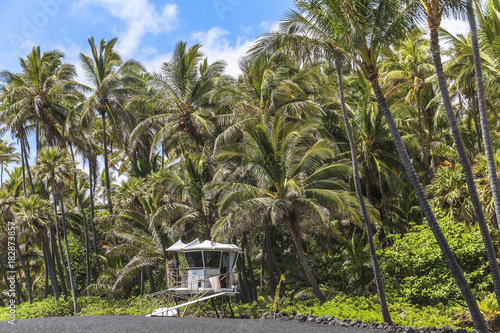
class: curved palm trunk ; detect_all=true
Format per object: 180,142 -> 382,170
335,60 -> 392,324
289,216 -> 326,303
60,197 -> 79,315
88,163 -> 101,275
102,112 -> 117,246
468,0 -> 500,232
14,239 -> 32,304
369,77 -> 488,331
428,22 -> 500,310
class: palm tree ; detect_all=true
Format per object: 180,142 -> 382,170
466,0 -> 500,236
131,41 -> 225,156
112,193 -> 172,292
0,139 -> 20,186
418,0 -> 500,310
250,0 -> 487,329
0,46 -> 77,151
215,114 -> 363,303
381,30 -> 436,174
79,37 -> 144,233
36,146 -> 78,314
14,195 -> 56,303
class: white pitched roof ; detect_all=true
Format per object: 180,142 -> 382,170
166,238 -> 241,252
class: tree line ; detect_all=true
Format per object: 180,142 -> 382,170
1,0 -> 500,331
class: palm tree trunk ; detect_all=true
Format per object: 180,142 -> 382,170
21,139 -> 35,194
60,197 -> 79,315
416,91 -> 431,175
263,216 -> 276,295
21,141 -> 26,197
14,239 -> 32,304
140,270 -> 144,296
429,23 -> 500,310
50,227 -> 68,298
88,163 -> 101,275
53,203 -> 70,299
369,75 -> 488,331
467,0 -> 500,232
336,59 -> 392,324
101,112 -> 117,246
243,233 -> 257,302
288,216 -> 326,303
69,145 -> 90,290
147,266 -> 156,293
43,239 -> 60,300
470,96 -> 482,153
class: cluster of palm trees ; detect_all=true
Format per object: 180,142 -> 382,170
1,0 -> 500,330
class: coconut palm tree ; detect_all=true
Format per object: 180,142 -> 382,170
35,146 -> 78,314
79,37 -> 144,231
131,41 -> 225,156
466,0 -> 500,236
249,0 -> 487,329
14,194 -> 56,303
418,0 -> 500,310
214,114 -> 364,303
0,46 -> 77,152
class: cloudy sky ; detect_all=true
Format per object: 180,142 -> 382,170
1,0 -> 471,80
0,0 -> 293,79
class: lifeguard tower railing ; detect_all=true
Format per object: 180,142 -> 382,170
145,270 -> 238,317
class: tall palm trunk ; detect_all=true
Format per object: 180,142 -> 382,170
470,96 -> 482,153
21,139 -> 35,194
69,145 -> 90,289
50,225 -> 68,297
102,112 -> 117,246
467,0 -> 500,231
428,20 -> 500,309
59,197 -> 78,315
14,239 -> 32,304
243,233 -> 258,302
43,239 -> 60,300
53,194 -> 70,298
263,216 -> 276,294
368,76 -> 488,331
335,59 -> 392,324
21,141 -> 26,196
416,91 -> 431,175
289,215 -> 326,303
88,163 -> 101,274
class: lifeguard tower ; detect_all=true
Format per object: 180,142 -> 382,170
146,239 -> 242,317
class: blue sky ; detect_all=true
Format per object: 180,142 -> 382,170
0,0 -> 470,79
0,0 -> 294,78
0,0 -> 471,175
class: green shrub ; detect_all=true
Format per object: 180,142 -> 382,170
381,214 -> 493,305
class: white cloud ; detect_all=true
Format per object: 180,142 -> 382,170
190,27 -> 255,77
441,18 -> 470,37
260,20 -> 280,33
74,0 -> 178,57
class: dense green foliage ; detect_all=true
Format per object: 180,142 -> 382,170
2,0 -> 500,328
382,214 -> 495,304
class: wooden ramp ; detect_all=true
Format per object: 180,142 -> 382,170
147,292 -> 228,317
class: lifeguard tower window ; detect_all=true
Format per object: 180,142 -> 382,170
185,251 -> 203,268
204,251 -> 221,269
